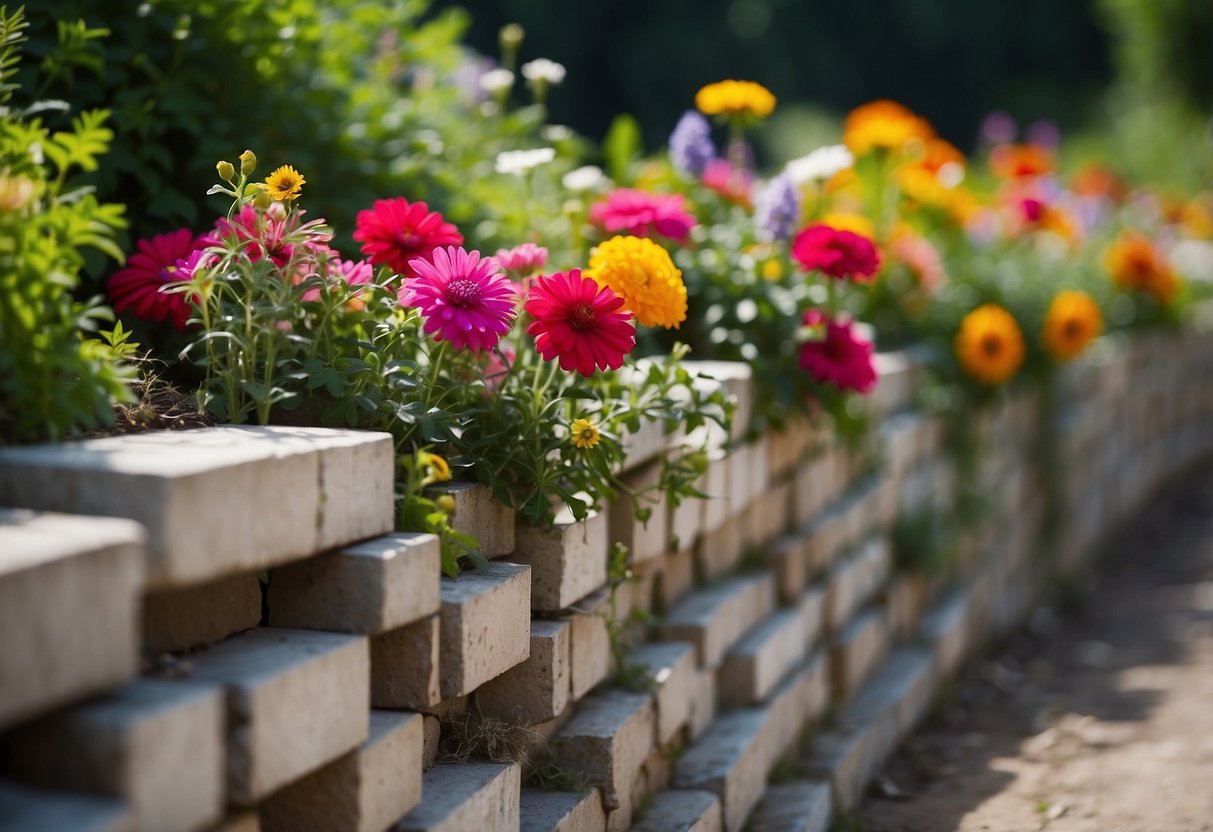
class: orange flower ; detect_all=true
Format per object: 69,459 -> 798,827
1043,291 -> 1102,361
989,143 -> 1054,179
1069,164 -> 1127,203
843,100 -> 934,156
954,304 -> 1025,385
694,80 -> 776,119
1103,230 -> 1180,304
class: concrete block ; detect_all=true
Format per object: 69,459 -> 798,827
884,573 -> 926,642
0,426 -> 394,590
829,607 -> 890,701
269,533 -> 440,635
631,789 -> 722,832
144,573 -> 262,654
209,812 -> 260,832
476,619 -> 570,724
0,779 -> 132,832
672,709 -> 767,832
699,450 -> 733,532
610,462 -> 670,563
520,788 -> 606,832
765,535 -> 807,604
694,516 -> 745,581
839,648 -> 938,748
0,678 -> 223,832
790,452 -> 832,528
261,711 -> 423,832
662,574 -> 775,669
186,627 -> 369,804
766,414 -> 819,479
0,510 -> 143,730
684,361 -> 753,443
567,590 -> 614,700
824,536 -> 890,632
655,547 -> 696,612
422,717 -> 440,771
553,689 -> 654,811
802,508 -> 846,578
669,489 -> 703,555
440,562 -> 531,698
743,479 -> 791,546
920,587 -> 973,677
630,641 -> 696,745
687,669 -> 717,742
514,510 -> 608,612
620,416 -> 673,472
720,607 -> 808,708
395,762 -> 520,832
371,616 -> 441,710
427,481 -> 515,557
747,781 -> 831,832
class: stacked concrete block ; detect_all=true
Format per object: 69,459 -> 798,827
427,481 -> 515,557
0,510 -> 144,729
566,589 -> 615,700
661,574 -> 775,669
185,627 -> 370,805
629,641 -> 696,746
0,779 -> 133,832
144,573 -> 262,654
0,426 -> 394,590
438,562 -> 531,698
1,678 -> 224,832
519,788 -> 606,832
476,619 -> 571,724
396,762 -> 520,832
631,789 -> 723,832
514,509 -> 608,613
672,708 -> 769,832
260,711 -> 423,832
552,689 -> 654,815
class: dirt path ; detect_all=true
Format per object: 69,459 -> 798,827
858,465 -> 1213,832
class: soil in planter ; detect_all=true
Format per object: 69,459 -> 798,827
81,379 -> 219,438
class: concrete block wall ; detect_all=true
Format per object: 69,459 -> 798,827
1,324 -> 1212,831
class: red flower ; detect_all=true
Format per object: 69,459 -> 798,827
791,224 -> 881,281
353,198 -> 463,276
589,188 -> 697,243
525,269 -> 636,377
108,229 -> 207,330
799,310 -> 878,394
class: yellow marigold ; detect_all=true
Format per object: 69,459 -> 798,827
570,418 -> 601,449
264,165 -> 305,201
843,100 -> 934,156
761,259 -> 783,281
820,211 -> 876,240
954,304 -> 1025,385
1103,230 -> 1180,305
695,80 -> 776,119
586,235 -> 687,329
1043,291 -> 1102,361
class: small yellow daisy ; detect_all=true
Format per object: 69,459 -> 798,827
570,418 -> 601,449
264,165 -> 305,201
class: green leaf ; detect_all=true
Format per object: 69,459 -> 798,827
603,113 -> 641,184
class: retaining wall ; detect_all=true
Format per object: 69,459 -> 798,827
1,325 -> 1211,832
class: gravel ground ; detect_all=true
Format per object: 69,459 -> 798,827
857,465 -> 1213,832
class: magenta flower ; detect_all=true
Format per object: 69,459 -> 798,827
589,188 -> 696,243
354,198 -> 463,277
791,224 -> 881,281
493,243 -> 549,277
400,246 -> 517,353
799,310 -> 878,394
108,229 -> 209,331
525,269 -> 635,377
302,257 -> 375,303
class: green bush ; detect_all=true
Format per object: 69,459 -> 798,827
0,7 -> 135,444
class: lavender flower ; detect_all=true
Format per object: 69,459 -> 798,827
754,173 -> 802,242
669,110 -> 715,177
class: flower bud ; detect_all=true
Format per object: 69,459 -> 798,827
239,149 -> 257,176
251,183 -> 272,209
436,495 -> 457,515
266,201 -> 287,222
499,23 -> 524,52
216,160 -> 235,182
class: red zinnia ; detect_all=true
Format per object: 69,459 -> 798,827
108,228 -> 207,331
525,269 -> 636,377
791,224 -> 882,281
799,309 -> 878,394
353,198 -> 463,276
589,189 -> 696,243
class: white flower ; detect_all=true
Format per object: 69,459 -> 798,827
785,144 -> 854,185
521,58 -> 566,86
562,165 -> 605,192
495,147 -> 557,176
479,68 -> 515,95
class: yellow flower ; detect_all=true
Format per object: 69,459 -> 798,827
425,452 -> 451,482
761,259 -> 783,281
843,100 -> 933,156
264,165 -> 305,201
695,80 -> 776,119
1103,230 -> 1180,304
586,235 -> 687,329
1043,291 -> 1102,361
239,149 -> 257,176
954,304 -> 1025,385
820,211 -> 876,240
570,418 -> 601,449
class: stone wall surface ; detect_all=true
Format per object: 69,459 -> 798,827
1,325 -> 1212,831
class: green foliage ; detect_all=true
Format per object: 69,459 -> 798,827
0,7 -> 135,443
1097,0 -> 1213,112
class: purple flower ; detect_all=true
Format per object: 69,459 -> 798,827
669,110 -> 715,177
979,110 -> 1017,146
1025,119 -> 1060,150
400,246 -> 517,353
754,174 -> 802,242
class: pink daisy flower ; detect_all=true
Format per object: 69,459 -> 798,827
108,228 -> 208,331
525,269 -> 635,377
791,224 -> 882,281
493,243 -> 549,277
400,246 -> 516,353
589,188 -> 696,243
354,198 -> 463,276
799,310 -> 878,394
